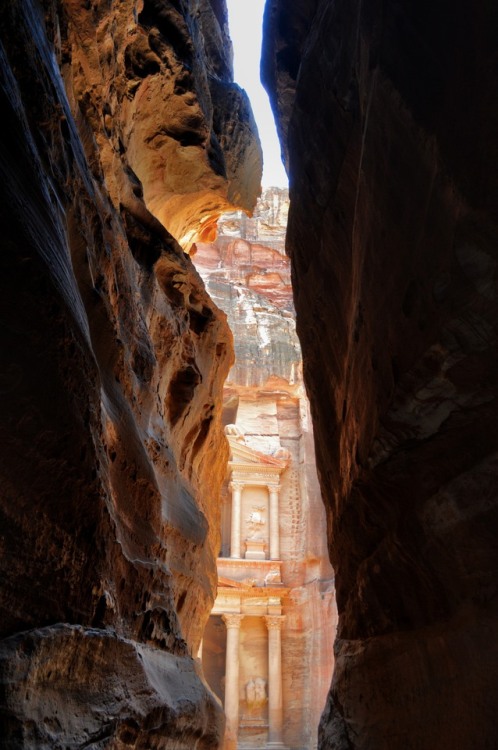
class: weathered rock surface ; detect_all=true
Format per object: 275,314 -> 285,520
0,625 -> 222,749
195,189 -> 298,387
263,2 -> 498,748
0,0 -> 261,746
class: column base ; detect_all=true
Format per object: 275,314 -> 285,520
266,743 -> 288,749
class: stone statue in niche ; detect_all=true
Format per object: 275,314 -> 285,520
246,505 -> 266,539
246,677 -> 267,709
224,423 -> 246,443
273,446 -> 291,463
264,568 -> 281,585
255,677 -> 266,704
246,679 -> 256,706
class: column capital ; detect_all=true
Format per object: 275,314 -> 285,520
264,615 -> 286,631
267,484 -> 281,495
229,480 -> 244,492
222,613 -> 245,629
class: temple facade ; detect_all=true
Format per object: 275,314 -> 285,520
205,431 -> 289,749
201,398 -> 336,750
195,189 -> 337,749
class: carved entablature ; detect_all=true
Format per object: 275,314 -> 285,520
211,585 -> 288,615
230,468 -> 282,488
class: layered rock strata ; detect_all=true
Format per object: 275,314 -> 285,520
195,189 -> 336,749
195,188 -> 296,387
263,2 -> 498,749
0,0 -> 261,746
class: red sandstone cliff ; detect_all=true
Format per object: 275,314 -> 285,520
0,0 -> 261,745
263,1 -> 498,748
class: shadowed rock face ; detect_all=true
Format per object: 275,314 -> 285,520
0,0 -> 261,746
263,1 -> 498,748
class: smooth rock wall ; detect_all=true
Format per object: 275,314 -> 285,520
0,0 -> 261,746
263,1 -> 498,748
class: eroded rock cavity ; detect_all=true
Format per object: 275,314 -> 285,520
263,1 -> 498,748
0,0 -> 261,746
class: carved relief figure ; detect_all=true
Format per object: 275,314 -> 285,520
246,678 -> 257,706
264,568 -> 281,585
246,505 -> 266,538
246,677 -> 267,709
254,677 -> 267,704
273,446 -> 291,463
225,424 -> 246,443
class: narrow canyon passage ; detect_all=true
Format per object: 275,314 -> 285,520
0,1 -> 334,748
1,1 -> 497,749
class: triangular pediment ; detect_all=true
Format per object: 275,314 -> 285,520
217,576 -> 256,589
227,436 -> 287,468
228,438 -> 264,464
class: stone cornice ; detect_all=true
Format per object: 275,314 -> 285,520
229,464 -> 283,483
217,586 -> 289,599
217,557 -> 283,566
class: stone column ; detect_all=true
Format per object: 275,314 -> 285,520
230,481 -> 243,559
268,484 -> 281,560
222,613 -> 244,750
264,615 -> 286,748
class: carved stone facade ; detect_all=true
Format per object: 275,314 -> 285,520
203,422 -> 335,749
195,191 -> 337,749
206,432 -> 290,749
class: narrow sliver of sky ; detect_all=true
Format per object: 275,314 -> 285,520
225,0 -> 288,188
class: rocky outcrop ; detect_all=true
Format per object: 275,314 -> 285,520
263,2 -> 498,748
0,0 -> 261,746
0,625 -> 221,748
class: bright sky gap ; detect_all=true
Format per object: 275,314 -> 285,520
225,0 -> 288,188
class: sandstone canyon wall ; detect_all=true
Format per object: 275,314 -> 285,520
195,189 -> 337,749
0,1 -> 261,746
263,2 -> 498,749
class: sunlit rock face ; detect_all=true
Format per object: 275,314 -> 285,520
68,0 -> 261,252
195,188 -> 297,387
263,2 -> 498,748
0,0 -> 261,745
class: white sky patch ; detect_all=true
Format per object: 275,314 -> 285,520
225,0 -> 288,188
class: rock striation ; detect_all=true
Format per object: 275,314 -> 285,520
263,2 -> 498,749
195,188 -> 297,387
0,0 -> 261,746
